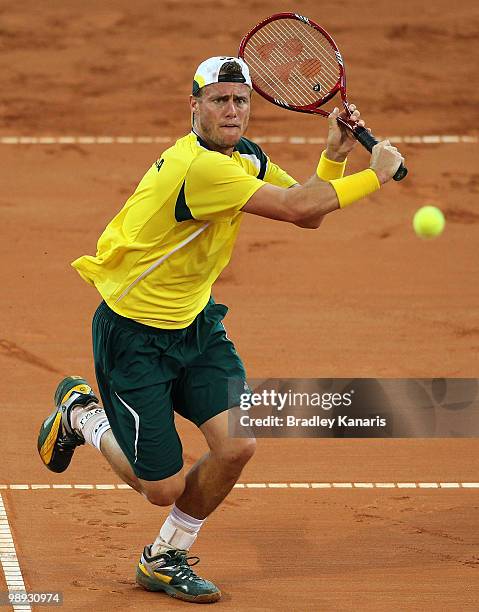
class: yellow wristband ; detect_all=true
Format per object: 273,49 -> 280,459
330,169 -> 380,209
316,150 -> 347,181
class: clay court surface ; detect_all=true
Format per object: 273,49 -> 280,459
1,0 -> 478,609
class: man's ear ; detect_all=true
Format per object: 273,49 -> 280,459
189,95 -> 199,128
189,95 -> 199,114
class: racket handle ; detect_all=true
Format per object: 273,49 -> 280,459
353,125 -> 408,181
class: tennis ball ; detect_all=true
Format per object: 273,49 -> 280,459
412,206 -> 445,239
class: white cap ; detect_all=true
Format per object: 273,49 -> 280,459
192,56 -> 252,94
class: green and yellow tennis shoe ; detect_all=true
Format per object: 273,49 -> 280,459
37,376 -> 98,473
136,545 -> 221,603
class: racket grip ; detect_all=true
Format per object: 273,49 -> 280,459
353,125 -> 408,182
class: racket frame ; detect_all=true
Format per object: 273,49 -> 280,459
238,12 -> 408,181
238,12 -> 353,127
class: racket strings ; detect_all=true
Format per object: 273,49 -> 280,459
272,21 -> 339,93
243,19 -> 341,106
246,29 -> 310,100
256,23 -> 324,96
249,30 -> 313,102
246,21 -> 339,99
288,20 -> 339,83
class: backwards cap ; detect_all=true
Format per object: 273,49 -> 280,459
192,56 -> 252,95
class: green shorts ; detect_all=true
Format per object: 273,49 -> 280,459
92,298 -> 247,481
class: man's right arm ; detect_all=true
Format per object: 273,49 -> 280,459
242,140 -> 404,229
242,177 -> 339,228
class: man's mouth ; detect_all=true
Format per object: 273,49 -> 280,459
221,124 -> 240,128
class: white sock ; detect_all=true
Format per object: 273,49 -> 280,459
151,505 -> 205,554
71,404 -> 111,452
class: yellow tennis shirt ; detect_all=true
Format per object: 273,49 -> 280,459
72,132 -> 297,329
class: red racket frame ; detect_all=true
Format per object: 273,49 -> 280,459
239,12 -> 352,126
238,12 -> 408,181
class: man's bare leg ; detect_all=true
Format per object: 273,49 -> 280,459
79,414 -> 185,502
171,410 -> 256,519
98,409 -> 255,518
99,429 -> 142,492
175,415 -> 256,519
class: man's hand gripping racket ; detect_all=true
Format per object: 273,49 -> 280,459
239,12 -> 407,181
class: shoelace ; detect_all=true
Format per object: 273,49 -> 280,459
166,551 -> 201,580
177,553 -> 200,578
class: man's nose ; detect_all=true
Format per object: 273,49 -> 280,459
225,99 -> 238,116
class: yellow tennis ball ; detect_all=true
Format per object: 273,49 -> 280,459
413,206 -> 445,239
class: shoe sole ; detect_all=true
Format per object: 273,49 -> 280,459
135,567 -> 221,603
37,376 -> 94,473
37,409 -> 64,467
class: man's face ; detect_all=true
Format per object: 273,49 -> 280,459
190,82 -> 251,154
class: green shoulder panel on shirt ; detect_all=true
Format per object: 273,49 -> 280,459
175,181 -> 193,222
234,137 -> 268,180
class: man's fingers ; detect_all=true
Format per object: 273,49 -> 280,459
328,107 -> 342,129
336,104 -> 362,126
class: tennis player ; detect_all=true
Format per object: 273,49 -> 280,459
38,56 -> 404,604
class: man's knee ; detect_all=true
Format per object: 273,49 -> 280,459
217,437 -> 256,468
140,474 -> 185,506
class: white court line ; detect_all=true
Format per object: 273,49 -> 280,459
0,494 -> 31,612
0,135 -> 477,145
0,482 -> 478,490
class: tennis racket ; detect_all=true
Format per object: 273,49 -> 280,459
239,12 -> 407,181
